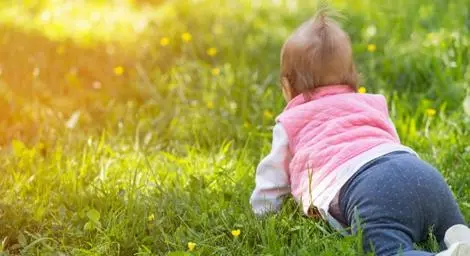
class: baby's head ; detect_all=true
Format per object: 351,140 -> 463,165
280,12 -> 358,101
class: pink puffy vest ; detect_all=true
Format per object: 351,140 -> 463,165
276,85 -> 400,202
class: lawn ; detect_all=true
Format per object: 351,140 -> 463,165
0,0 -> 469,255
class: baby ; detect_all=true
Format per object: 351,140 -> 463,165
250,13 -> 470,256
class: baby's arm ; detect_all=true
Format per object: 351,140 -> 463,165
250,123 -> 291,215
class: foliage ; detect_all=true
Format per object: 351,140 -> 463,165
0,0 -> 469,255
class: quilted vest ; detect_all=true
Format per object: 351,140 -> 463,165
276,85 -> 400,208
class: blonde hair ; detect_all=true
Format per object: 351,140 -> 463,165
280,12 -> 358,94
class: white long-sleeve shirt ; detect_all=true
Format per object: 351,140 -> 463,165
250,124 -> 291,215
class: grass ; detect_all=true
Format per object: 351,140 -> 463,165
0,0 -> 470,255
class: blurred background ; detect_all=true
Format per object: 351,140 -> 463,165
1,0 -> 468,149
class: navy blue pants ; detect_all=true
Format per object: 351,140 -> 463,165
338,152 -> 466,256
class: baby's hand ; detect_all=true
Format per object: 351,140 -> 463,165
307,206 -> 322,219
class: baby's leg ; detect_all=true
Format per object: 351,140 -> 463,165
339,152 -> 466,256
346,197 -> 433,256
350,216 -> 433,256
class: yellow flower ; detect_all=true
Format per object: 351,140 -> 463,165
160,37 -> 170,46
211,68 -> 220,76
367,44 -> 377,52
181,32 -> 192,43
231,229 -> 241,237
358,87 -> 367,94
207,101 -> 214,109
32,67 -> 40,77
263,110 -> 274,119
207,47 -> 218,56
147,214 -> 155,222
114,66 -> 124,76
187,242 -> 196,251
426,108 -> 436,117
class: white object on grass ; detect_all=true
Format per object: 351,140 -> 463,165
436,242 -> 470,256
463,96 -> 470,116
444,224 -> 470,246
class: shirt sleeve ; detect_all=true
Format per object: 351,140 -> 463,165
250,123 -> 291,215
